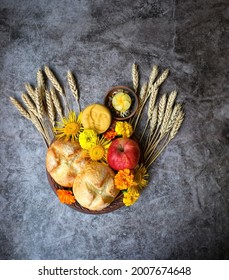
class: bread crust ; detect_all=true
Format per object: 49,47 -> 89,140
73,162 -> 120,211
46,139 -> 90,187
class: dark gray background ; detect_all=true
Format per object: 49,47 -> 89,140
0,0 -> 228,259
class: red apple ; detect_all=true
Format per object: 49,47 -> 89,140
107,138 -> 140,171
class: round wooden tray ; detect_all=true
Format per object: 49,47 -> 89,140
46,170 -> 124,214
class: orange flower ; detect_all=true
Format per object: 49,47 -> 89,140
56,189 -> 76,204
104,128 -> 117,140
114,169 -> 137,190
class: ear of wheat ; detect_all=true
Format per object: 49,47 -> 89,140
10,66 -> 74,146
44,66 -> 64,95
130,64 -> 184,169
21,93 -> 38,116
50,86 -> 64,119
24,83 -> 36,101
10,97 -> 31,120
37,69 -> 45,90
132,63 -> 139,93
131,68 -> 170,131
67,70 -> 81,112
45,89 -> 56,127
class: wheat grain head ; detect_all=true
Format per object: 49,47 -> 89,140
169,110 -> 185,140
132,63 -> 139,93
35,87 -> 44,118
21,93 -> 38,116
50,86 -> 63,119
157,93 -> 167,127
160,90 -> 177,135
24,83 -> 36,101
44,65 -> 64,95
153,68 -> 169,89
45,89 -> 55,127
10,97 -> 31,120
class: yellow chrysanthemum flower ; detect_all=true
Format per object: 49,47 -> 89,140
134,164 -> 149,189
79,129 -> 97,150
123,187 -> 140,206
115,121 -> 133,138
89,136 -> 111,162
54,111 -> 82,141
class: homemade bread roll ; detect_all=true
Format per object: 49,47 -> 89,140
46,139 -> 90,187
73,162 -> 120,211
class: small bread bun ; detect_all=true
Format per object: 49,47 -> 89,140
73,162 -> 120,211
46,139 -> 90,187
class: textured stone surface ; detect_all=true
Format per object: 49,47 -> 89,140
0,0 -> 228,260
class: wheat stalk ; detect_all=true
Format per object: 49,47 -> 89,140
42,121 -> 52,145
139,82 -> 148,104
169,110 -> 185,140
143,94 -> 167,157
157,93 -> 167,127
147,65 -> 159,96
10,97 -> 31,120
145,134 -> 170,169
67,70 -> 80,112
24,83 -> 36,101
159,90 -> 177,137
143,105 -> 158,149
129,82 -> 147,126
153,68 -> 169,89
149,105 -> 158,134
139,87 -> 159,142
165,103 -> 182,134
29,111 -> 49,146
44,65 -> 64,95
132,86 -> 156,130
37,69 -> 45,89
45,90 -> 55,127
147,87 -> 159,119
50,86 -> 63,119
132,67 -> 169,130
35,87 -> 44,119
145,109 -> 184,169
132,63 -> 139,93
21,93 -> 38,116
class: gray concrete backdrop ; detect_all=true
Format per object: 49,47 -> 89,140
0,0 -> 228,259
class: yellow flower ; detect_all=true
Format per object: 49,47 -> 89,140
123,187 -> 140,206
56,189 -> 76,204
112,91 -> 132,112
115,121 -> 133,138
54,111 -> 82,141
114,169 -> 137,190
79,129 -> 97,150
89,136 -> 111,162
89,145 -> 105,161
134,164 -> 149,189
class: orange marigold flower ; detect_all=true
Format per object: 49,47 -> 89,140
114,169 -> 137,190
103,128 -> 117,140
56,189 -> 76,204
